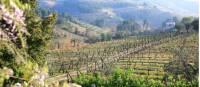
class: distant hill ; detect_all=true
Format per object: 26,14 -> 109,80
50,15 -> 112,50
38,0 -> 198,29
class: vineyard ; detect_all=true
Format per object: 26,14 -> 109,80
116,33 -> 198,79
46,31 -> 198,84
0,0 -> 198,87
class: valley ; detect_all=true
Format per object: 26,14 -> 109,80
0,0 -> 198,87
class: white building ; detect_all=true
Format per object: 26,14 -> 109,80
162,19 -> 176,30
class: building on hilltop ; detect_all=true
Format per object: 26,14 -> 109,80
162,18 -> 176,30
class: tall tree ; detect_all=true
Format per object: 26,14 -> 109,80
181,17 -> 194,33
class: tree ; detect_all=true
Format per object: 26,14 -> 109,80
164,47 -> 198,81
86,36 -> 100,43
26,12 -> 57,66
181,17 -> 194,33
114,31 -> 129,39
175,22 -> 185,32
106,33 -> 112,41
101,33 -> 106,41
117,20 -> 140,36
191,18 -> 199,32
0,0 -> 56,86
100,33 -> 112,41
71,38 -> 81,47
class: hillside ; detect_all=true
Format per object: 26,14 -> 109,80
0,0 -> 199,87
46,32 -> 198,86
50,17 -> 112,50
38,0 -> 199,29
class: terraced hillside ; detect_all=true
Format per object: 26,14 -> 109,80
47,34 -> 160,75
45,32 -> 198,85
116,33 -> 198,79
46,32 -> 191,75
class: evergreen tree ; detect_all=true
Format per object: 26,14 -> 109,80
0,0 -> 56,86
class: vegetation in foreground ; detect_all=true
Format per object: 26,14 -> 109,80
0,0 -> 56,86
74,68 -> 198,87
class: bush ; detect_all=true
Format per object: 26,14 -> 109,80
73,68 -> 198,87
0,0 -> 56,86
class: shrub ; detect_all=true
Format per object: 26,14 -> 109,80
73,68 -> 198,87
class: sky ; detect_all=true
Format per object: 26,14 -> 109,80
186,0 -> 198,2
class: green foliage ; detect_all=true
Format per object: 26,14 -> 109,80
19,0 -> 36,8
26,12 -> 57,66
0,41 -> 27,68
100,33 -> 112,41
108,68 -> 146,87
0,0 -> 56,86
14,60 -> 38,81
73,68 -> 198,87
0,0 -> 33,10
0,44 -> 15,67
182,17 -> 194,25
0,67 -> 14,86
181,17 -> 195,32
74,72 -> 107,87
175,16 -> 198,33
192,18 -> 199,32
116,20 -> 141,38
175,22 -> 185,32
164,48 -> 198,81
